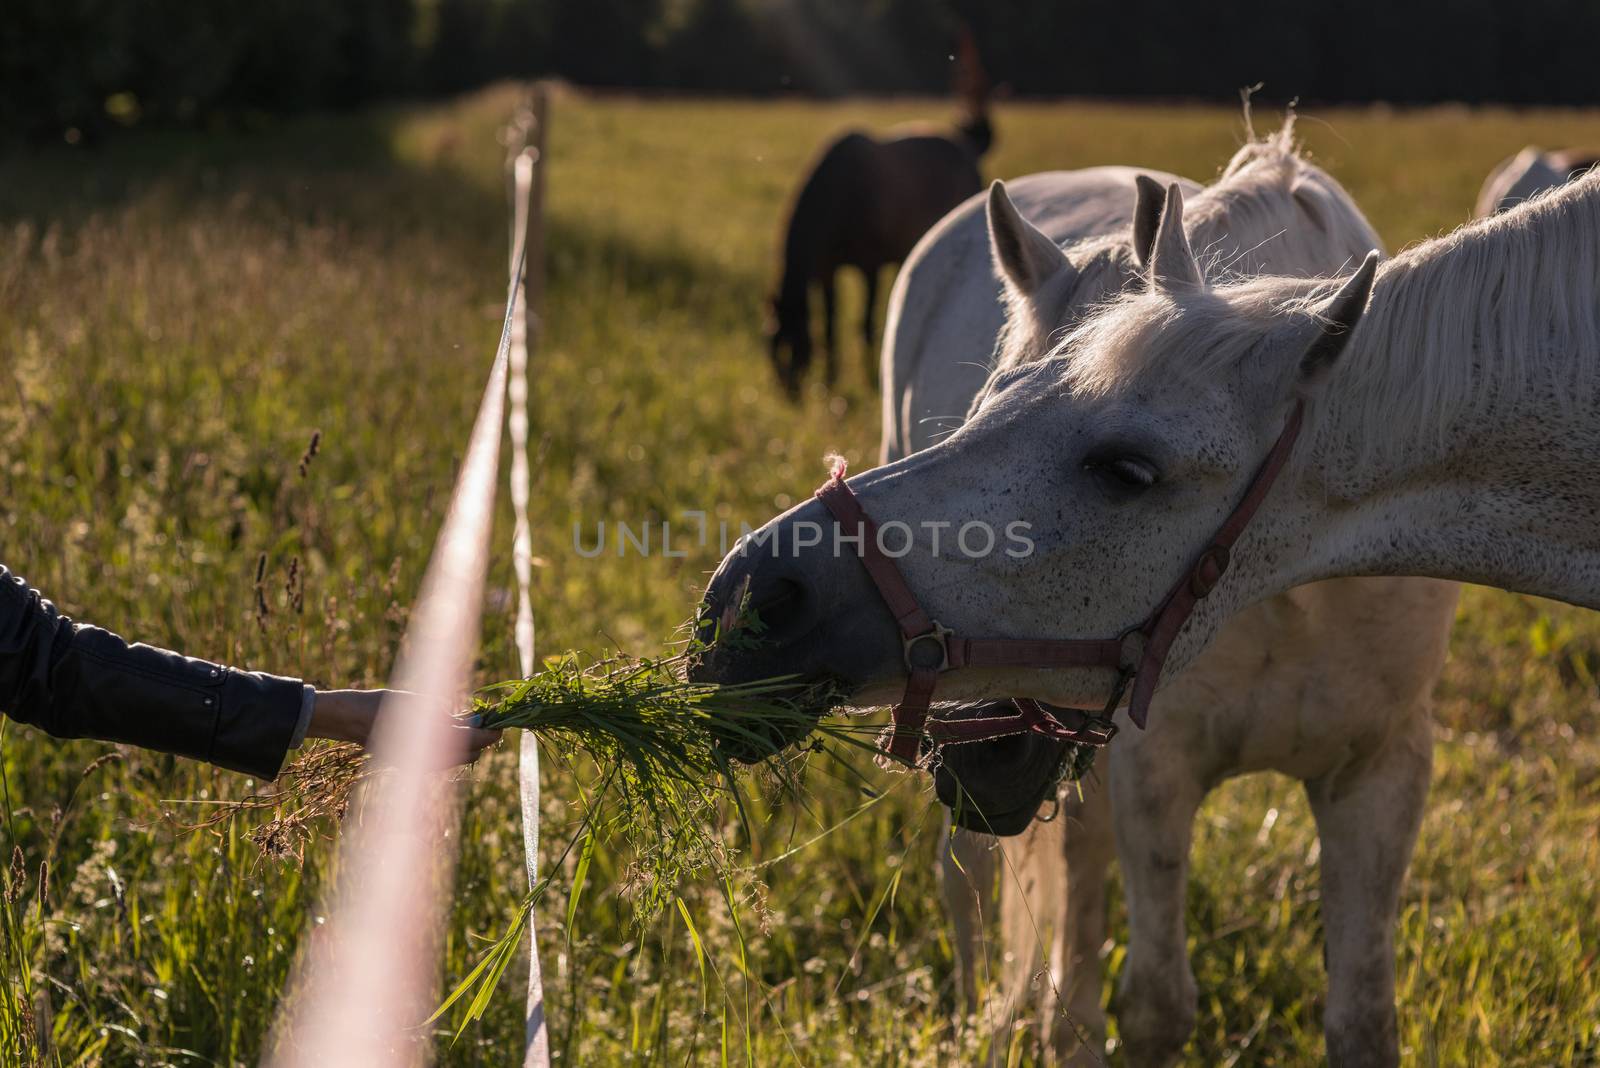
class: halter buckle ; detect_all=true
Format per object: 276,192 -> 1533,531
1026,705 -> 1120,747
903,620 -> 953,673
1070,715 -> 1119,747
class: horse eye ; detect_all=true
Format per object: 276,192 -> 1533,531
1085,455 -> 1159,498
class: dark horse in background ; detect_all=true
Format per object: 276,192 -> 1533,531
766,34 -> 993,398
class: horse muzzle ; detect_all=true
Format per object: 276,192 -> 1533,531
932,710 -> 1072,836
689,495 -> 903,760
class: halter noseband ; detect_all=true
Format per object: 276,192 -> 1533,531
814,400 -> 1306,765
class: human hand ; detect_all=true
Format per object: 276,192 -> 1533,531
306,688 -> 502,763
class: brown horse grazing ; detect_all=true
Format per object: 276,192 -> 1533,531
766,124 -> 989,397
767,37 -> 993,399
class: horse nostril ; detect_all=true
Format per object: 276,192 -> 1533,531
747,577 -> 810,641
698,567 -> 813,651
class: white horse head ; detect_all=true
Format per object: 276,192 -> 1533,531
697,156 -> 1600,735
886,124 -> 1379,460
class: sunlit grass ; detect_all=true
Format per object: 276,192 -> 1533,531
1,86 -> 1597,1064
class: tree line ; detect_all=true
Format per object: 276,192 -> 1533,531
4,0 -> 1593,145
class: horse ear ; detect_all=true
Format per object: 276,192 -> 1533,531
1148,182 -> 1202,291
987,180 -> 1072,298
1298,251 -> 1380,388
1131,174 -> 1166,269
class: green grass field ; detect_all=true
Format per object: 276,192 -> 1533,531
2,85 -> 1598,1066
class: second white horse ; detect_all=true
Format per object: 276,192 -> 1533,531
882,130 -> 1458,1068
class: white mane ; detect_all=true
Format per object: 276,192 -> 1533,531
1184,122 -> 1380,281
993,123 -> 1380,375
1061,168 -> 1600,467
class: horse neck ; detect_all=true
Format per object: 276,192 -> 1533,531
774,212 -> 819,329
956,111 -> 993,158
1299,189 -> 1600,609
1307,348 -> 1600,611
775,253 -> 810,321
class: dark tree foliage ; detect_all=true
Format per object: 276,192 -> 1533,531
3,0 -> 1596,146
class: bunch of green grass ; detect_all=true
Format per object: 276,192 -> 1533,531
469,651 -> 874,915
232,647 -> 878,906
416,651 -> 883,1033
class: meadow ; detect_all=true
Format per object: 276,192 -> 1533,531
2,85 -> 1598,1065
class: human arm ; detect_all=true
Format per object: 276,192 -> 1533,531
0,565 -> 497,778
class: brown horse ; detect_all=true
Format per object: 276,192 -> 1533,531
766,37 -> 993,398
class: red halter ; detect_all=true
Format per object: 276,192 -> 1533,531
814,401 -> 1306,764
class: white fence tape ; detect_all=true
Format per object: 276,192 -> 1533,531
265,131 -> 532,1068
508,86 -> 551,1068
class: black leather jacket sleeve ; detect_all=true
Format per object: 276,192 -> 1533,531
0,564 -> 302,779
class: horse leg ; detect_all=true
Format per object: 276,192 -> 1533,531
989,811 -> 1066,1064
861,266 -> 880,389
1304,713 -> 1431,1068
1111,750 -> 1205,1068
821,272 -> 839,389
1044,775 -> 1115,1065
939,814 -> 998,1014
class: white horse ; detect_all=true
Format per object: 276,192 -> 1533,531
882,134 -> 1458,1066
694,143 -> 1600,1067
697,157 -> 1600,1062
696,162 -> 1600,712
1476,146 -> 1600,217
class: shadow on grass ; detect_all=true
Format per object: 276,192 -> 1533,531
0,100 -> 766,324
